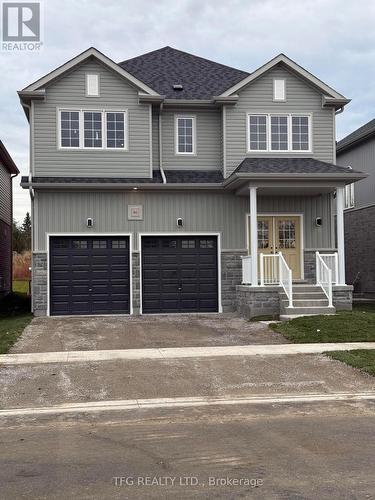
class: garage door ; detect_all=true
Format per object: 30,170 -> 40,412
50,236 -> 130,316
141,236 -> 218,313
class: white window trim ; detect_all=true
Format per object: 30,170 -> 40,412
247,113 -> 312,153
273,78 -> 286,102
174,114 -> 197,156
345,183 -> 355,209
85,73 -> 100,97
57,108 -> 128,151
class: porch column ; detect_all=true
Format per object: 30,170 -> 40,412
249,186 -> 258,286
336,186 -> 346,285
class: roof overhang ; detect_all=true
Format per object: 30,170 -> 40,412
219,54 -> 349,108
223,171 -> 368,192
0,141 -> 19,175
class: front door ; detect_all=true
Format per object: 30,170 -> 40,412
249,216 -> 302,280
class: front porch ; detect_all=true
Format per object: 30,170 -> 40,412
234,181 -> 352,319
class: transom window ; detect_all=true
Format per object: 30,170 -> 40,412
175,115 -> 196,155
59,109 -> 127,150
248,114 -> 311,152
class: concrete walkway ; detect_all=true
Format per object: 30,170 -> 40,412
2,391 -> 375,417
2,342 -> 375,365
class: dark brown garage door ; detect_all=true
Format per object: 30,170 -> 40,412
50,236 -> 130,316
141,236 -> 218,313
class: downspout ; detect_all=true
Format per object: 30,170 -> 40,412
22,101 -> 34,312
10,172 -> 18,293
335,106 -> 344,116
159,103 -> 167,184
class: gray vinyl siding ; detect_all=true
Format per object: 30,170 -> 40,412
152,109 -> 160,168
337,138 -> 375,208
225,64 -> 335,177
33,59 -> 152,178
161,108 -> 222,170
0,163 -> 11,224
35,190 -> 333,252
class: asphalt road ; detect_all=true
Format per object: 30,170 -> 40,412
1,399 -> 375,499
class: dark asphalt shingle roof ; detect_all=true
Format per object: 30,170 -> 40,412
119,46 -> 249,100
234,157 -> 360,175
337,118 -> 375,153
22,170 -> 223,185
0,140 -> 19,175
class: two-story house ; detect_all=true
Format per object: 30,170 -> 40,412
0,140 -> 19,297
19,47 -> 364,318
337,119 -> 375,299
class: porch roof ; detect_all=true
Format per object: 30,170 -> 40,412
224,157 -> 367,192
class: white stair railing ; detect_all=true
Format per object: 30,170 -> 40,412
260,254 -> 280,285
316,252 -> 333,307
241,255 -> 252,284
278,252 -> 293,308
320,253 -> 338,284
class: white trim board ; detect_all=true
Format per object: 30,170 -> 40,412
23,47 -> 159,96
220,53 -> 347,100
138,232 -> 222,315
46,233 -> 133,317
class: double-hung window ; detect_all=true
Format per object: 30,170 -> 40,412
60,111 -> 80,148
83,111 -> 102,148
248,114 -> 311,152
59,109 -> 127,150
175,115 -> 196,155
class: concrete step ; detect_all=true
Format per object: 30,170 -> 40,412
291,285 -> 323,293
281,299 -> 329,307
282,305 -> 336,316
284,292 -> 328,300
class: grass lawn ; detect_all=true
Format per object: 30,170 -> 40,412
270,303 -> 375,343
0,292 -> 32,354
13,280 -> 30,295
326,350 -> 375,377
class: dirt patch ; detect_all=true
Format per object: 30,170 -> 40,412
11,314 -> 286,353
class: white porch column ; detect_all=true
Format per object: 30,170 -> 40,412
336,186 -> 346,285
249,186 -> 258,286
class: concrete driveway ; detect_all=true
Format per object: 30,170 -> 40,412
11,314 -> 286,353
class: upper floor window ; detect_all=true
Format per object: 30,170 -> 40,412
345,183 -> 355,209
58,109 -> 127,150
60,111 -> 80,148
273,79 -> 286,101
248,114 -> 311,153
175,115 -> 196,155
86,74 -> 100,97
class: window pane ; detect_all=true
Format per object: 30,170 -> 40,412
83,111 -> 102,148
72,240 -> 88,249
249,115 -> 267,150
112,240 -> 127,249
181,239 -> 195,249
106,112 -> 125,148
60,111 -> 80,147
270,116 -> 288,151
93,240 -> 107,249
291,116 -> 310,151
177,117 -> 194,153
278,220 -> 296,249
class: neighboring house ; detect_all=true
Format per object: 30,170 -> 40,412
0,141 -> 19,297
19,47 -> 365,318
337,120 -> 375,298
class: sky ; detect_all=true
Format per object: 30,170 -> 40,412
1,0 -> 375,222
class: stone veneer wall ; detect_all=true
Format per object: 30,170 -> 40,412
32,252 -> 48,316
221,251 -> 246,312
236,285 -> 280,319
303,250 -> 316,282
333,285 -> 353,311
